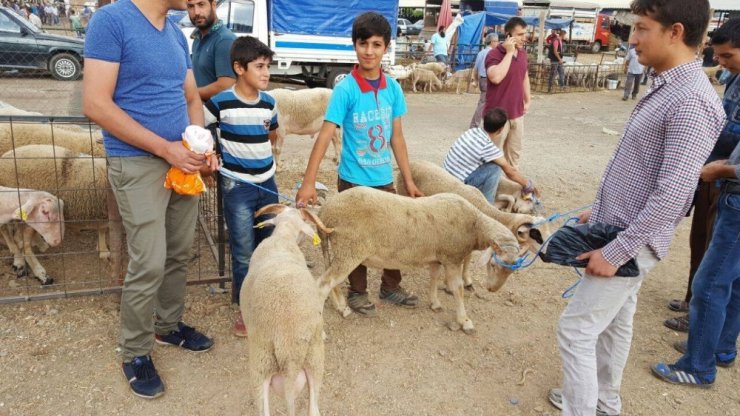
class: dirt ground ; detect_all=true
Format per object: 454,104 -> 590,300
0,85 -> 738,416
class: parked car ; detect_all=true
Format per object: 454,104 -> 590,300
0,6 -> 84,80
397,18 -> 412,36
409,19 -> 424,35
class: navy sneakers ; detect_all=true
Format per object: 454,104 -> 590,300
154,322 -> 214,352
122,355 -> 164,399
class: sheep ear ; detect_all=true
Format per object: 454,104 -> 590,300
475,247 -> 494,268
12,198 -> 37,221
496,195 -> 515,211
254,218 -> 276,229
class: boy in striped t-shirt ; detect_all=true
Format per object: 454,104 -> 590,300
204,36 -> 278,337
443,107 -> 538,202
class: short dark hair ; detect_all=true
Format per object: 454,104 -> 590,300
504,17 -> 527,35
483,108 -> 508,133
231,36 -> 274,69
352,12 -> 391,46
630,0 -> 710,48
712,17 -> 740,48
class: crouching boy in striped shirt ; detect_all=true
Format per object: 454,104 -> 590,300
204,36 -> 279,337
443,107 -> 539,202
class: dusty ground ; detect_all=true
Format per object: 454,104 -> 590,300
0,84 -> 738,416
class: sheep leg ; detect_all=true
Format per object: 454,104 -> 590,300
428,263 -> 443,312
260,378 -> 271,416
328,286 -> 351,318
445,263 -> 474,334
0,225 -> 27,276
18,225 -> 52,285
462,253 -> 474,290
306,368 -> 322,416
97,224 -> 110,259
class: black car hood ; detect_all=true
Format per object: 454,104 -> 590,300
33,32 -> 85,46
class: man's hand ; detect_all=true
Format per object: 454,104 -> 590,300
576,249 -> 618,277
296,182 -> 318,208
404,180 -> 425,198
577,209 -> 592,224
162,141 -> 207,174
700,159 -> 728,182
523,100 -> 530,114
503,36 -> 516,54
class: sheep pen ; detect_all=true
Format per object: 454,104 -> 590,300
0,86 -> 735,416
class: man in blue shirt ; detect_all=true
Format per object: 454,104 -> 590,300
470,32 -> 499,128
83,0 -> 218,399
187,0 -> 236,101
428,26 -> 448,63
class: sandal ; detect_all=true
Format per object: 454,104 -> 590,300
664,314 -> 689,332
668,299 -> 689,312
651,362 -> 714,388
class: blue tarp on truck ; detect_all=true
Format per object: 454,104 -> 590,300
270,0 -> 398,38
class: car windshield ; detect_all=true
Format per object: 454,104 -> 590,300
4,8 -> 40,33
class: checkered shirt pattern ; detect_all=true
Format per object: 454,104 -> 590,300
591,61 -> 726,267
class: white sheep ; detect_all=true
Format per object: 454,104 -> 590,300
0,187 -> 65,284
410,68 -> 443,93
241,204 -> 334,416
266,88 -> 341,169
416,62 -> 448,80
317,186 -> 520,334
0,145 -> 123,280
0,107 -> 105,157
444,68 -> 476,94
395,161 -> 551,290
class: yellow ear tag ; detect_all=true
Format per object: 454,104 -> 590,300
255,221 -> 266,229
312,233 -> 321,246
16,208 -> 28,221
522,193 -> 533,201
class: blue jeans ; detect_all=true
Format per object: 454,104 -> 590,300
435,54 -> 447,63
220,175 -> 279,304
675,192 -> 740,380
463,163 -> 502,203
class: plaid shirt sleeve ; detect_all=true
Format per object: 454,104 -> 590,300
601,96 -> 723,267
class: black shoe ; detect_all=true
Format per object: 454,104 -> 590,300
122,355 -> 164,399
379,286 -> 419,308
347,291 -> 377,316
155,322 -> 214,352
621,97 -> 628,101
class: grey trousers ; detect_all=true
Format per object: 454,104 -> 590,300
108,156 -> 200,362
469,77 -> 488,128
623,73 -> 641,99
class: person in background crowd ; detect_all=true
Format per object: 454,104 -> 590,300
428,26 -> 448,63
469,32 -> 499,128
484,16 -> 531,168
622,43 -> 644,100
548,29 -> 566,93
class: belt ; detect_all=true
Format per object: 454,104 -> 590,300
721,181 -> 740,195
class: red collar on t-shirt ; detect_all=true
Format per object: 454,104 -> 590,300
351,65 -> 388,92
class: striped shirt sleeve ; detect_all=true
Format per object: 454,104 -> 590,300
204,99 -> 219,128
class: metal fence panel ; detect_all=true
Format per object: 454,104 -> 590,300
0,116 -> 229,304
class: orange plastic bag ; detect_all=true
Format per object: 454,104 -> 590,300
164,126 -> 214,196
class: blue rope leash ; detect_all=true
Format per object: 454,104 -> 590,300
241,179 -> 297,204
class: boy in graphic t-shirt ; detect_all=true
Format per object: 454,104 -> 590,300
296,12 -> 423,316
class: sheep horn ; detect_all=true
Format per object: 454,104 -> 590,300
300,208 -> 334,234
255,203 -> 288,218
496,194 -> 515,212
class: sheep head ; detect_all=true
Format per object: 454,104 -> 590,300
16,195 -> 65,247
255,204 -> 333,243
475,239 -> 519,293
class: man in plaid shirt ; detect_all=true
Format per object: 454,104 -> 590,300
548,1 -> 726,415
